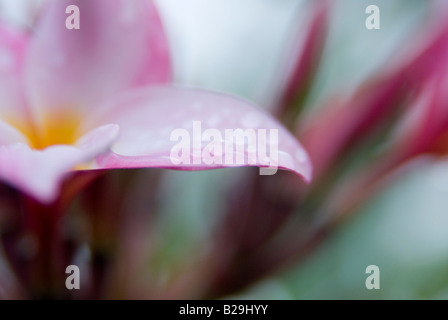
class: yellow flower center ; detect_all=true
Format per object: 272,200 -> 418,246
8,113 -> 81,150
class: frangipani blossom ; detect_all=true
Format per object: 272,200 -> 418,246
1,0 -> 446,301
0,0 -> 312,204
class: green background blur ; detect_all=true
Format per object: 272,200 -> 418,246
2,0 -> 445,299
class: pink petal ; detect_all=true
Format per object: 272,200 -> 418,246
88,86 -> 312,182
0,23 -> 30,125
0,119 -> 29,145
298,4 -> 448,182
0,124 -> 119,203
25,0 -> 171,124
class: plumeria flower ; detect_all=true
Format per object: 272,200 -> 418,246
5,0 -> 445,301
0,0 -> 311,205
0,0 -> 314,299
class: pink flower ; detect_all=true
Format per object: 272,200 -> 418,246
0,0 -> 312,204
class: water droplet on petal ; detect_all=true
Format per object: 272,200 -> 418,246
192,102 -> 203,111
295,148 -> 308,163
206,115 -> 220,127
241,112 -> 263,127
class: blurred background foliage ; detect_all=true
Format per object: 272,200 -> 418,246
156,0 -> 445,300
2,0 -> 447,299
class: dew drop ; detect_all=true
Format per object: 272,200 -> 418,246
295,148 -> 308,163
241,112 -> 263,127
206,115 -> 220,127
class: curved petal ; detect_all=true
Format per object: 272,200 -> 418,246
0,24 -> 30,126
0,119 -> 29,145
88,86 -> 312,182
0,124 -> 119,203
25,0 -> 171,128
